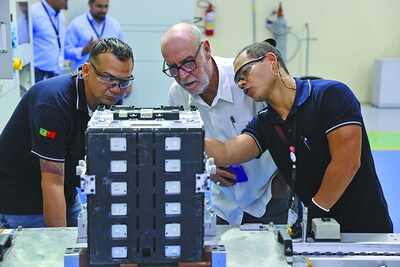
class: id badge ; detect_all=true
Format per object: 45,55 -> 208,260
287,208 -> 298,227
58,54 -> 64,69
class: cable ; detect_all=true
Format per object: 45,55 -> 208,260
286,31 -> 301,63
197,0 -> 210,8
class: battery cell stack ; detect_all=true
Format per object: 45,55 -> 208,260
84,106 -> 206,266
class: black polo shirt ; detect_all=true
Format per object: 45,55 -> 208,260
243,78 -> 393,233
0,73 -> 90,214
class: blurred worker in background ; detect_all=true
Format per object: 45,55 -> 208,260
160,23 -> 300,226
32,0 -> 68,83
0,38 -> 134,229
205,39 -> 393,233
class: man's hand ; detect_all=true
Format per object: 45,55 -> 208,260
82,37 -> 96,56
210,166 -> 236,187
307,198 -> 330,234
308,198 -> 329,220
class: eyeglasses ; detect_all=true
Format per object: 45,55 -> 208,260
162,42 -> 204,77
234,55 -> 266,85
88,59 -> 134,89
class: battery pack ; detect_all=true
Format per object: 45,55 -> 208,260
84,105 -> 207,266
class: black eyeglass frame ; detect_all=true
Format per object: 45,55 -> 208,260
88,59 -> 134,89
162,42 -> 204,77
234,55 -> 267,85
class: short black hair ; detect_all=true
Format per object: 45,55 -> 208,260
89,37 -> 134,66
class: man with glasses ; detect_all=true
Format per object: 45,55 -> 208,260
204,39 -> 393,234
160,23 -> 297,226
0,37 -> 134,228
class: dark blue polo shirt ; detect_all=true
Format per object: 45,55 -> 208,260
243,78 -> 393,233
0,73 -> 90,214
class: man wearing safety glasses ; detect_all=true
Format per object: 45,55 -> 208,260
0,37 -> 134,228
205,39 -> 393,234
160,23 -> 299,227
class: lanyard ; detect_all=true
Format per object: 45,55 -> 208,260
274,115 -> 298,209
41,2 -> 61,50
86,14 -> 106,39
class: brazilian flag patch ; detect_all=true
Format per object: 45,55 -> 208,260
39,127 -> 56,139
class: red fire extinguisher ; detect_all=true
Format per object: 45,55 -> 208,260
205,3 -> 215,36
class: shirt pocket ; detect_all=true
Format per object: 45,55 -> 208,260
302,130 -> 331,168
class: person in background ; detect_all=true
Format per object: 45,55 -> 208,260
205,39 -> 393,233
0,38 -> 134,229
31,0 -> 68,83
160,23 -> 299,226
17,2 -> 29,45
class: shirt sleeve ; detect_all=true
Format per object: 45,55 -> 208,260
64,21 -> 86,62
31,103 -> 70,162
315,82 -> 363,134
241,113 -> 266,158
117,24 -> 125,41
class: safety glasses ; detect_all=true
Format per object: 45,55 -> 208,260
88,59 -> 134,89
234,55 -> 266,85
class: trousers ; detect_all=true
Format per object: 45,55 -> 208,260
0,194 -> 82,228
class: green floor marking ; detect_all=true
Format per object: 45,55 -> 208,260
367,132 -> 400,150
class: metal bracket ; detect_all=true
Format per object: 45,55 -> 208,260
277,228 -> 293,264
76,159 -> 96,194
195,173 -> 210,193
80,174 -> 96,195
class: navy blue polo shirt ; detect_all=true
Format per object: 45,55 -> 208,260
0,73 -> 90,215
243,78 -> 393,233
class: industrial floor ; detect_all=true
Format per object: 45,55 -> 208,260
362,103 -> 400,232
